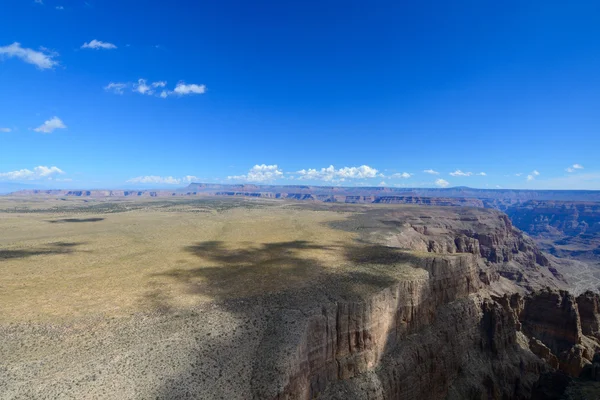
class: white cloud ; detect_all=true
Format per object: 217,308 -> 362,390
295,165 -> 380,182
81,40 -> 117,50
104,82 -> 127,94
449,169 -> 472,177
126,174 -> 200,185
0,128 -> 11,133
476,172 -> 486,176
0,165 -> 64,181
337,165 -> 379,179
515,173 -> 523,177
173,82 -> 206,95
104,80 -> 206,98
34,0 -> 43,4
56,6 -> 64,9
566,164 -> 584,173
228,164 -> 284,182
423,169 -> 439,175
133,79 -> 152,95
35,166 -> 64,177
435,179 -> 449,187
183,175 -> 198,183
34,116 -> 66,133
379,181 -> 387,186
0,42 -> 59,70
127,176 -> 181,185
527,170 -> 541,181
389,172 -> 412,179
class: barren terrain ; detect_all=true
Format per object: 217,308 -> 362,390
1,196 -> 599,399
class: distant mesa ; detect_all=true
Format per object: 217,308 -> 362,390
7,183 -> 600,205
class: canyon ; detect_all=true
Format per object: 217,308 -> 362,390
1,193 -> 600,399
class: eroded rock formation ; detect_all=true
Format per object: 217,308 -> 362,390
254,206 -> 600,399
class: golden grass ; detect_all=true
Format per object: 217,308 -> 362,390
0,200 -> 359,323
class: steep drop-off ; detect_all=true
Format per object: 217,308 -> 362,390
255,205 -> 600,399
3,202 -> 600,399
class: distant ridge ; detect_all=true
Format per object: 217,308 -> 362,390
181,183 -> 600,202
7,183 -> 600,206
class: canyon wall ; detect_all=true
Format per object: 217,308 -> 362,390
252,206 -> 600,399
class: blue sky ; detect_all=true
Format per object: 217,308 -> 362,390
1,0 -> 599,190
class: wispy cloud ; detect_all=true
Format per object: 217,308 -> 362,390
104,79 -> 207,98
133,79 -> 152,95
81,40 -> 117,50
566,164 -> 584,173
389,172 -> 412,179
34,116 -> 66,133
172,82 -> 206,95
104,82 -> 127,94
295,165 -> 380,182
228,164 -> 284,182
0,166 -> 64,181
526,170 -> 540,181
0,42 -> 59,70
55,6 -> 64,10
126,175 -> 198,185
127,176 -> 180,185
449,169 -> 472,177
0,128 -> 11,133
423,169 -> 439,175
435,178 -> 449,187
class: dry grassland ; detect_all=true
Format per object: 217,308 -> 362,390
0,198 -> 363,322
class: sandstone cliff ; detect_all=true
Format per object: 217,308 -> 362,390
254,205 -> 600,399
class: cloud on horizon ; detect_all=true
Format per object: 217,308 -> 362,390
566,164 -> 584,173
527,170 -> 541,181
295,165 -> 380,182
435,178 -> 449,187
228,164 -> 284,182
126,175 -> 198,185
0,166 -> 65,181
389,172 -> 412,179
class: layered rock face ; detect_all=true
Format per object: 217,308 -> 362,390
506,201 -> 600,261
263,255 -> 482,399
254,206 -> 600,399
506,201 -> 600,238
511,289 -> 599,377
